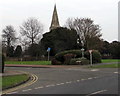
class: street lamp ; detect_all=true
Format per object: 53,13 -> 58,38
77,38 -> 85,58
77,38 -> 79,44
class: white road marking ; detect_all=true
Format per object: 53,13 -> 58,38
87,90 -> 107,96
114,72 -> 118,74
93,77 -> 98,79
88,77 -> 92,80
7,91 -> 18,94
56,83 -> 61,85
81,79 -> 86,81
34,86 -> 44,89
46,84 -> 55,87
77,80 -> 80,82
66,81 -> 72,84
60,83 -> 64,85
91,69 -> 99,71
22,89 -> 32,92
56,83 -> 64,85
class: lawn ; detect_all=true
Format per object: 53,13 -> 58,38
91,63 -> 120,68
2,74 -> 29,89
5,59 -> 120,66
102,59 -> 120,63
5,61 -> 51,65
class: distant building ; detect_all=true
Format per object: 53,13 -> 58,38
49,4 -> 60,30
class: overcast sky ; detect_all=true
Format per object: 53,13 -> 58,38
0,0 -> 119,42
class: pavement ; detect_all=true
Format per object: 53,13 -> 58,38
2,70 -> 27,77
5,64 -> 88,68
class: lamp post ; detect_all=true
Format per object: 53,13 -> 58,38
77,38 -> 79,44
77,38 -> 85,58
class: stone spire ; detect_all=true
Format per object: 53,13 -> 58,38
50,4 -> 60,30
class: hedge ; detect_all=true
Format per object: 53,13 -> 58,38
85,50 -> 102,63
55,50 -> 82,63
70,58 -> 89,65
52,49 -> 101,65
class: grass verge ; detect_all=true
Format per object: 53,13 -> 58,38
5,61 -> 51,65
90,64 -> 120,68
2,74 -> 29,90
0,77 -> 2,90
102,59 -> 120,63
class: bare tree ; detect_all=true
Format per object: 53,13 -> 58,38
20,18 -> 43,45
19,37 -> 30,51
65,18 -> 102,50
2,25 -> 16,47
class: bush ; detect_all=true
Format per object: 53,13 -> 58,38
85,50 -> 101,63
63,53 -> 76,65
70,58 -> 89,65
51,58 -> 62,65
53,49 -> 101,65
55,50 -> 82,63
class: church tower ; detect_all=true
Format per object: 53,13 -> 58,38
50,4 -> 60,30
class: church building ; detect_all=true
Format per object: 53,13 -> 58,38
49,4 -> 60,30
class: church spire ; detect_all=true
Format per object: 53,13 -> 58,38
50,4 -> 60,30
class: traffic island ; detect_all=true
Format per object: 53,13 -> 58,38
1,70 -> 38,95
1,70 -> 30,91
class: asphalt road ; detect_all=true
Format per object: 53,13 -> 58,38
4,67 -> 119,95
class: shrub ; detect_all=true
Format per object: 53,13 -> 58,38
63,53 -> 76,65
55,50 -> 82,63
51,58 -> 62,65
85,50 -> 101,63
53,49 -> 101,65
70,58 -> 89,65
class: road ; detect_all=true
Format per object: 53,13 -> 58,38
3,66 -> 119,95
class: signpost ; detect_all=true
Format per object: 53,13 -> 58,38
89,50 -> 93,67
47,47 -> 51,61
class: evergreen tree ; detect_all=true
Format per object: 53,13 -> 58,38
6,46 -> 14,57
14,45 -> 22,57
40,27 -> 78,55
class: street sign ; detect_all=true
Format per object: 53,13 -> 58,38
47,47 -> 51,52
89,50 -> 92,53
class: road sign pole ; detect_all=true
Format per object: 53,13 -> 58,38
89,50 -> 92,67
48,51 -> 50,61
90,52 -> 92,66
47,47 -> 51,61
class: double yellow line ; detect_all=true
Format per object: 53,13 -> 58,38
1,71 -> 38,95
